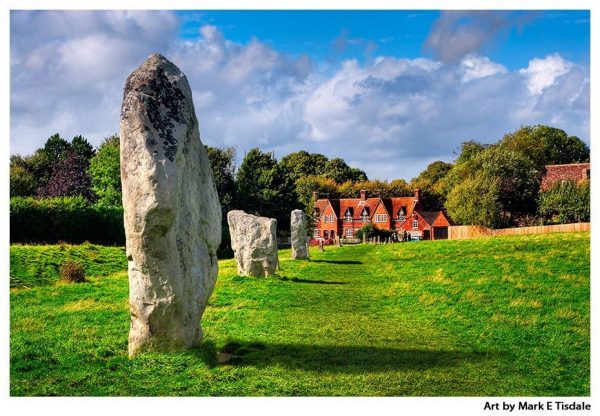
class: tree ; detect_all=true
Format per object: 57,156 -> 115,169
42,133 -> 72,161
410,161 -> 453,210
453,140 -> 489,164
444,145 -> 541,227
71,135 -> 95,164
279,151 -> 322,183
37,151 -> 95,201
388,179 -> 413,196
445,171 -> 504,228
235,148 -> 296,233
295,175 -> 339,207
205,146 -> 236,213
89,135 -> 121,207
205,146 -> 237,258
500,125 -> 589,169
538,180 -> 590,224
10,156 -> 36,197
322,158 -> 367,183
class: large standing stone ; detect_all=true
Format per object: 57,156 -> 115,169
227,210 -> 279,276
120,54 -> 221,356
290,209 -> 309,259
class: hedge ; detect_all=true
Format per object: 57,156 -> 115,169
10,196 -> 125,245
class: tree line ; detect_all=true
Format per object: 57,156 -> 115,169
10,124 -> 590,251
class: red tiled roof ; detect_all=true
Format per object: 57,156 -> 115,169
418,211 -> 442,226
541,163 -> 590,190
391,196 -> 419,217
315,194 -> 419,220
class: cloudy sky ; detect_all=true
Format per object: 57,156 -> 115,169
10,10 -> 590,180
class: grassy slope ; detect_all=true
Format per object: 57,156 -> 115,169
10,232 -> 590,396
10,243 -> 126,288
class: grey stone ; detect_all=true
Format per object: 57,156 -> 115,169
120,54 -> 221,356
290,209 -> 309,259
227,210 -> 279,276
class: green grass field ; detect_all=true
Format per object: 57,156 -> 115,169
10,232 -> 590,396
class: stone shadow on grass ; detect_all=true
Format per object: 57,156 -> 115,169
201,340 -> 503,373
277,276 -> 347,285
310,260 -> 363,265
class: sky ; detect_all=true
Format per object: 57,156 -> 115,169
10,10 -> 590,180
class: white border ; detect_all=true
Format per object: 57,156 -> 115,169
2,1 -> 596,415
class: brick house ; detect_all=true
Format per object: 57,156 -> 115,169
540,163 -> 590,191
313,189 -> 452,241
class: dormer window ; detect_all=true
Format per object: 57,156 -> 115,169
412,219 -> 418,229
344,209 -> 352,221
397,207 -> 406,221
361,209 -> 368,222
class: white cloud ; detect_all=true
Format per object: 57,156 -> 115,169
10,12 -> 590,180
519,53 -> 574,94
460,54 -> 507,82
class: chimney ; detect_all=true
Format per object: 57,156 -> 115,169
415,188 -> 421,202
360,190 -> 366,201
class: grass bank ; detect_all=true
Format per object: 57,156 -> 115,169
10,232 -> 589,396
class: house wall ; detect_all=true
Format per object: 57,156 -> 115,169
316,203 -> 339,238
372,202 -> 392,230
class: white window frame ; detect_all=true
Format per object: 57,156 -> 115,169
375,214 -> 387,223
346,229 -> 354,237
412,219 -> 418,229
313,229 -> 320,237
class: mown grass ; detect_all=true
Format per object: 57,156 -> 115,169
10,232 -> 589,396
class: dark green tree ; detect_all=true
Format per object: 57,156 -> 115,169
89,135 -> 121,207
322,158 -> 367,183
205,146 -> 236,213
236,148 -> 296,234
410,160 -> 453,210
71,135 -> 95,164
444,145 -> 541,227
42,133 -> 72,161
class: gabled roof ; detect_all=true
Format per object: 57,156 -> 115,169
314,198 -> 339,218
391,196 -> 419,218
417,211 -> 442,226
314,192 -> 421,221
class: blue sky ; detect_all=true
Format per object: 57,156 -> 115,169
10,10 -> 590,180
177,10 -> 590,70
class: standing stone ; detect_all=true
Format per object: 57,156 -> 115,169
290,209 -> 309,260
120,54 -> 221,357
227,210 -> 279,276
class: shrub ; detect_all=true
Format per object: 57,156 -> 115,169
10,196 -> 125,245
355,224 -> 392,241
59,261 -> 87,283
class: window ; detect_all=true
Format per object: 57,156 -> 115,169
361,209 -> 368,222
412,219 -> 418,229
323,214 -> 335,223
346,229 -> 354,237
345,209 -> 352,221
374,214 -> 387,222
313,229 -> 320,237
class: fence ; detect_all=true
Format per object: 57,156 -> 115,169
448,222 -> 590,240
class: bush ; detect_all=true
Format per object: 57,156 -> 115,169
355,224 -> 392,241
10,196 -> 125,245
59,261 -> 87,283
538,180 -> 590,224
